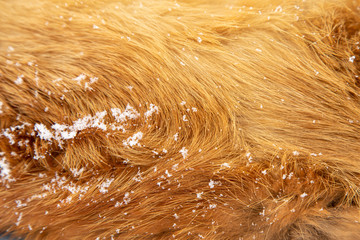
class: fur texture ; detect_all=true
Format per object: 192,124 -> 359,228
0,0 -> 360,239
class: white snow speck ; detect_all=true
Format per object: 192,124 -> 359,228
182,115 -> 188,121
300,192 -> 308,198
196,192 -> 203,199
173,213 -> 179,219
0,157 -> 11,180
256,48 -> 262,52
197,37 -> 202,43
180,61 -> 186,66
123,192 -> 131,205
274,6 -> 282,12
99,178 -> 114,194
112,104 -> 140,122
84,77 -> 98,91
15,200 -> 27,208
173,133 -> 179,141
123,131 -> 143,147
293,151 -> 299,156
93,24 -> 99,29
61,130 -> 77,140
15,75 -> 24,85
349,56 -> 356,63
209,204 -> 217,209
15,212 -> 23,226
144,104 -> 159,118
72,73 -> 86,84
171,164 -> 179,171
180,101 -> 186,106
34,123 -> 54,141
71,111 -> 107,132
179,147 -> 188,159
70,168 -> 84,178
221,163 -> 231,168
52,123 -> 76,140
246,152 -> 253,162
209,179 -> 215,188
165,170 -> 172,177
0,101 -> 3,114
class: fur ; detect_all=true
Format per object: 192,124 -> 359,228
0,0 -> 360,239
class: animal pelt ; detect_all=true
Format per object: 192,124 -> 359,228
0,0 -> 360,239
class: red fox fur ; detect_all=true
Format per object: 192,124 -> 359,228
0,0 -> 360,239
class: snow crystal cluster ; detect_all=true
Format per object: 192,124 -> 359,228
123,132 -> 143,147
0,104 -> 160,189
0,155 -> 12,181
28,103 -> 158,148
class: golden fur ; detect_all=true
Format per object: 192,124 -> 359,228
0,0 -> 360,239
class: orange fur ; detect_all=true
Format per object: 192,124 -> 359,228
0,0 -> 360,239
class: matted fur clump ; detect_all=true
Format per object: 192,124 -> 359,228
0,0 -> 360,239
